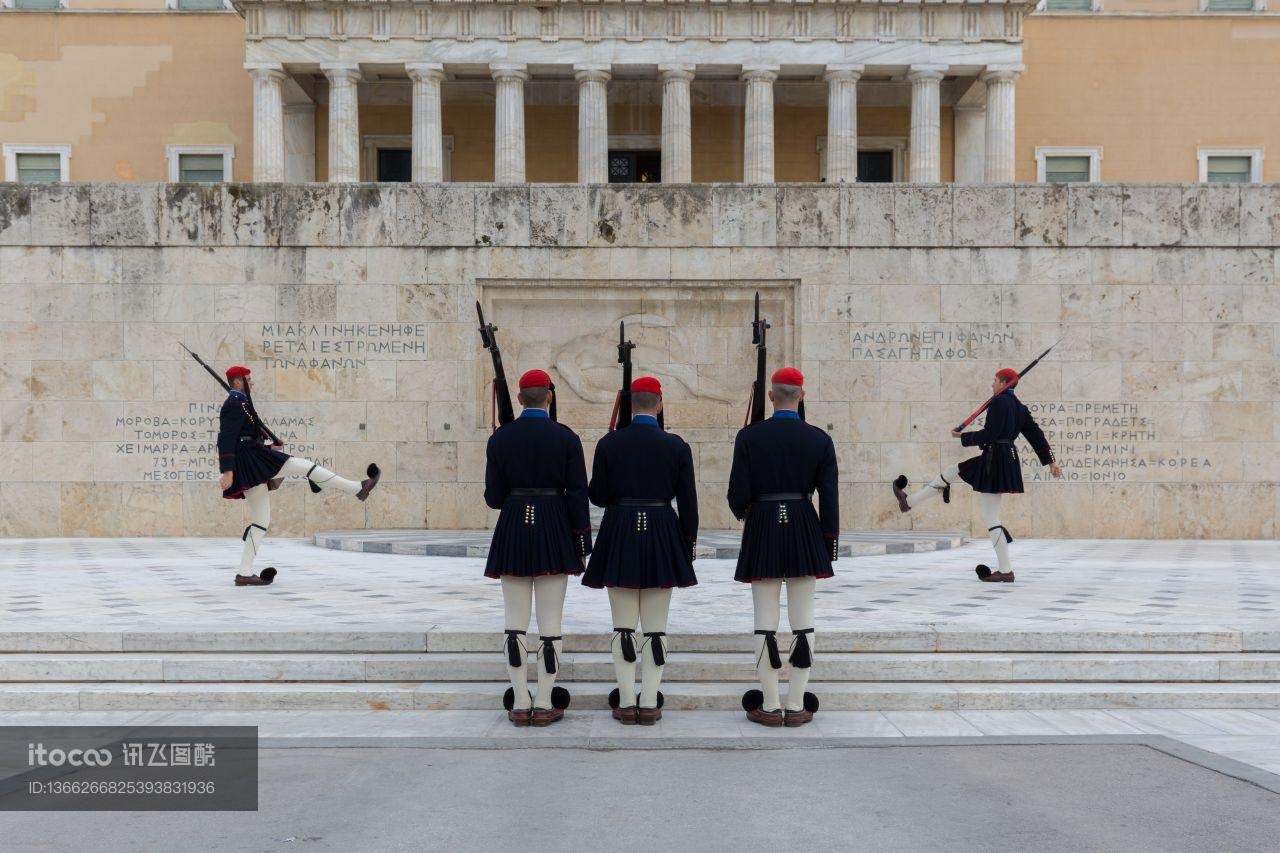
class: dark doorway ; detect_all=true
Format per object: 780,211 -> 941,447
377,148 -> 413,182
857,151 -> 894,183
608,151 -> 661,183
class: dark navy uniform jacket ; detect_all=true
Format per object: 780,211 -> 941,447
957,388 -> 1055,494
727,410 -> 840,581
483,409 -> 591,578
217,390 -> 288,500
582,415 -> 699,589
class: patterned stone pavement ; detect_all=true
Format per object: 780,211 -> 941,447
0,537 -> 1276,633
313,529 -> 964,559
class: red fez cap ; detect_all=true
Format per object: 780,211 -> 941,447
226,366 -> 251,381
631,376 -> 662,395
518,369 -> 552,389
771,367 -> 804,387
996,367 -> 1019,383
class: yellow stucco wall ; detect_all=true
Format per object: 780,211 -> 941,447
3,11 -> 1278,184
1019,16 -> 1280,182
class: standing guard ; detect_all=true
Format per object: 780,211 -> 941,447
483,369 -> 591,727
893,367 -> 1063,582
217,365 -> 380,586
727,367 -> 838,727
583,377 -> 699,726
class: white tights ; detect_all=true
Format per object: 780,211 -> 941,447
607,587 -> 673,709
752,577 -> 816,713
500,574 -> 569,711
238,457 -> 361,573
905,464 -> 1011,573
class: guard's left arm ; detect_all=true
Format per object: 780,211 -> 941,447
675,441 -> 700,561
817,435 -> 841,561
1020,414 -> 1056,466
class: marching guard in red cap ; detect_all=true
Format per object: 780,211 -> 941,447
727,367 -> 839,727
484,369 -> 591,727
583,376 -> 699,726
892,367 -> 1062,582
217,365 -> 381,586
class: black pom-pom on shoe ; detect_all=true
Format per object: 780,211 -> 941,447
259,567 -> 277,583
741,689 -> 764,713
975,564 -> 992,580
803,692 -> 820,714
608,688 -> 620,710
356,464 -> 382,502
551,686 -> 571,710
893,475 -> 908,490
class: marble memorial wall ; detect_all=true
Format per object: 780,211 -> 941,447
0,182 -> 1276,538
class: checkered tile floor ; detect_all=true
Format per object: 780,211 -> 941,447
0,538 -> 1276,633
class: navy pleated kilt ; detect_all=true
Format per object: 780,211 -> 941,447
484,495 -> 584,579
957,442 -> 1024,494
734,498 -> 835,583
582,505 -> 697,590
223,443 -> 290,500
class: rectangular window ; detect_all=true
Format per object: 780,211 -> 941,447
1205,0 -> 1255,10
1205,156 -> 1253,183
175,0 -> 226,9
14,0 -> 63,9
1044,155 -> 1092,182
178,153 -> 228,182
15,152 -> 64,183
1044,0 -> 1094,10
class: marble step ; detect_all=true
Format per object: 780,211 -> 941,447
5,629 -> 1277,654
7,681 -> 1280,712
7,652 -> 1280,684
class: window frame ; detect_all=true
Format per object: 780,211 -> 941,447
3,0 -> 69,9
816,136 -> 908,183
1035,146 -> 1103,183
1036,0 -> 1103,12
1200,0 -> 1267,11
3,143 -> 71,183
1197,147 -> 1264,183
360,133 -> 455,182
166,144 -> 235,183
164,0 -> 234,9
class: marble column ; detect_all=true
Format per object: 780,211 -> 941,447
491,63 -> 528,184
283,102 -> 316,183
823,65 -> 863,183
247,63 -> 286,182
907,66 -> 946,183
322,62 -> 362,183
981,65 -> 1022,182
742,65 -> 778,183
575,64 -> 610,184
658,64 -> 694,183
407,62 -> 446,183
953,105 -> 986,184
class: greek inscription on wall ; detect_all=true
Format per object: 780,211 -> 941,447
851,326 -> 1017,361
257,323 -> 427,370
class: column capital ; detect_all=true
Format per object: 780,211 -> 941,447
491,63 -> 529,82
741,65 -> 780,83
658,64 -> 696,82
980,64 -> 1025,84
245,62 -> 287,82
406,62 -> 446,83
320,62 -> 362,84
823,64 -> 864,83
573,64 -> 612,84
906,65 -> 948,83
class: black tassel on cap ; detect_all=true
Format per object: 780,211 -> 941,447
539,636 -> 560,674
755,630 -> 782,670
643,632 -> 666,666
548,382 -> 558,422
504,630 -> 525,668
614,628 -> 637,663
789,629 -> 814,670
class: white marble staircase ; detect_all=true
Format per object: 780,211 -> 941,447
4,629 -> 1280,713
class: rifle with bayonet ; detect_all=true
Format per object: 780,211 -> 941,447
743,293 -> 804,425
954,342 -> 1058,432
476,301 -> 516,430
608,321 -> 636,431
180,343 -> 283,447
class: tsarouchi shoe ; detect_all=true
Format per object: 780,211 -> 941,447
784,709 -> 814,727
234,569 -> 276,586
746,707 -> 784,727
508,708 -> 533,727
531,707 -> 564,727
637,707 -> 662,726
356,464 -> 382,501
891,475 -> 911,513
612,705 -> 638,725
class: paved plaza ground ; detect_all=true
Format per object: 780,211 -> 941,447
1,537 -> 1276,633
1,536 -> 1278,849
3,745 -> 1279,853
